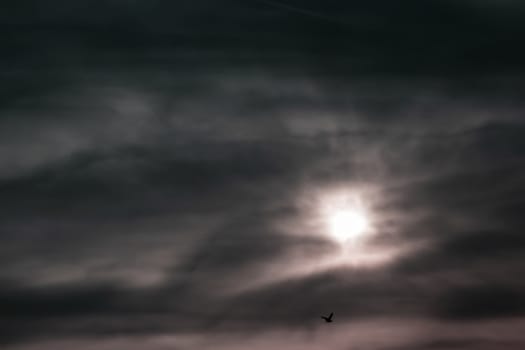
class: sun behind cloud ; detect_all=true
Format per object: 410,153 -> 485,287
317,188 -> 374,246
327,207 -> 370,243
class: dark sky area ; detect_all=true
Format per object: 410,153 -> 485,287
2,1 -> 525,349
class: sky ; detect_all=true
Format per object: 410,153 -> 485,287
2,1 -> 525,349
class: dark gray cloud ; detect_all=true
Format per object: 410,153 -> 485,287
2,1 -> 525,349
437,285 -> 525,320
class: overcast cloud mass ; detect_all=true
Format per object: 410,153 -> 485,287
2,1 -> 525,349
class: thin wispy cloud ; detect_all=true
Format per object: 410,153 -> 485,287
1,1 -> 525,349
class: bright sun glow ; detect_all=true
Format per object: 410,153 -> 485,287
231,185 -> 413,290
328,209 -> 369,243
317,189 -> 374,245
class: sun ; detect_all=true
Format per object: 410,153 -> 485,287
328,208 -> 369,243
316,189 -> 373,244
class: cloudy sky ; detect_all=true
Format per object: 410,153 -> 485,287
2,1 -> 525,349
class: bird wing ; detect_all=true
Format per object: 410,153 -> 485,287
329,312 -> 334,319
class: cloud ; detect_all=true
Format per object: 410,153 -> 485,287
436,285 -> 525,320
2,1 -> 525,349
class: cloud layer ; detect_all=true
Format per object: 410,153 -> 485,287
2,1 -> 525,349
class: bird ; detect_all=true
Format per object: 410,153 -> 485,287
321,312 -> 334,323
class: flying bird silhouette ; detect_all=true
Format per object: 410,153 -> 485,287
321,312 -> 334,323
